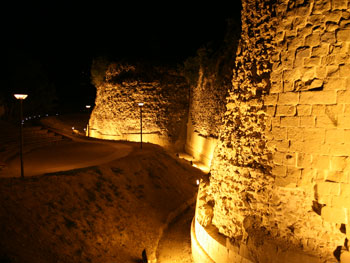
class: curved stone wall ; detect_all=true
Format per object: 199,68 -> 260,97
195,0 -> 350,262
89,63 -> 189,149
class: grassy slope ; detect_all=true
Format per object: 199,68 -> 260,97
0,143 -> 202,263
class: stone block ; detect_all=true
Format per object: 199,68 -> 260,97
308,14 -> 325,26
329,143 -> 350,156
283,81 -> 295,92
321,206 -> 347,224
326,171 -> 349,184
344,129 -> 350,141
283,69 -> 302,83
332,0 -> 348,10
280,116 -> 300,127
300,91 -> 337,105
303,56 -> 321,67
341,183 -> 350,197
325,129 -> 345,144
326,21 -> 339,32
316,116 -> 337,128
317,181 -> 341,196
332,195 -> 350,208
323,77 -> 346,91
338,116 -> 350,129
297,105 -> 312,116
266,106 -> 276,117
275,175 -> 298,187
299,116 -> 316,127
312,105 -> 326,115
326,65 -> 340,78
271,127 -> 287,140
276,105 -> 297,116
315,66 -> 327,79
330,156 -> 348,171
340,251 -> 350,263
296,152 -> 313,168
270,83 -> 283,94
325,10 -> 343,23
303,128 -> 325,143
313,155 -> 331,170
312,44 -> 329,57
321,31 -> 336,44
305,33 -> 321,47
337,90 -> 350,103
289,139 -> 304,152
313,0 -> 332,14
336,29 -> 350,42
272,165 -> 287,177
264,94 -> 278,105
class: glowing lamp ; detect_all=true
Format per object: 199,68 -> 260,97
14,94 -> 28,100
86,105 -> 91,109
138,102 -> 144,107
196,179 -> 200,185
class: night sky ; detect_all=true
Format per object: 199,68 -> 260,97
4,2 -> 241,113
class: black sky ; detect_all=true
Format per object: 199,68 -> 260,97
4,2 -> 241,112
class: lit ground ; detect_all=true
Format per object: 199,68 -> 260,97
0,115 -> 203,263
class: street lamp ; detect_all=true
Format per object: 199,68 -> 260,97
138,103 -> 144,149
86,105 -> 91,137
14,94 -> 28,178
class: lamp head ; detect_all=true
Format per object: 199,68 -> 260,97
86,105 -> 91,109
14,94 -> 28,100
138,102 -> 144,107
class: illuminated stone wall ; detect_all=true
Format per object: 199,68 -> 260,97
185,67 -> 227,167
185,27 -> 238,167
89,63 -> 189,149
195,0 -> 350,262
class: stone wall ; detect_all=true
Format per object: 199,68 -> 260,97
185,23 -> 239,167
195,0 -> 350,262
89,62 -> 189,149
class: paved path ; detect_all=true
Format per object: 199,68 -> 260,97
156,204 -> 195,263
1,139 -> 133,177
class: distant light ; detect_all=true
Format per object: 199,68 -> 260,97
38,115 -> 40,117
29,117 -> 31,120
56,113 -> 59,116
14,94 -> 28,100
86,105 -> 91,109
84,128 -> 86,131
46,114 -> 48,116
72,127 -> 75,130
196,179 -> 200,185
138,102 -> 144,107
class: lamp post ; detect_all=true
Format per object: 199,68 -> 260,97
138,103 -> 144,149
86,105 -> 91,137
14,94 -> 28,178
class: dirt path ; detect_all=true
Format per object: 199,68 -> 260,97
156,204 -> 195,263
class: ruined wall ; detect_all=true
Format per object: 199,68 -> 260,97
89,63 -> 189,149
185,26 -> 239,167
195,0 -> 350,262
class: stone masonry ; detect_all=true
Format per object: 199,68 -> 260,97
196,0 -> 350,262
89,62 -> 189,148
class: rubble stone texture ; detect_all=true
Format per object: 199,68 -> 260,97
198,0 -> 350,262
89,63 -> 189,149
